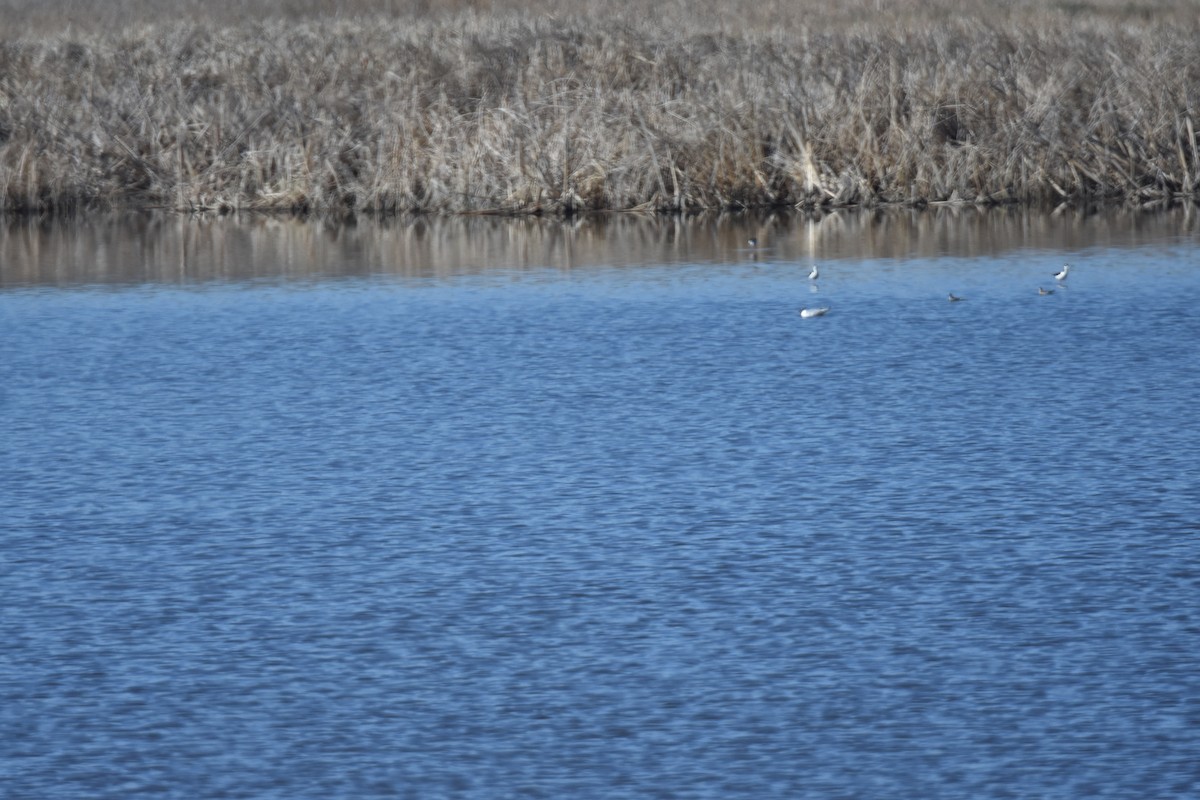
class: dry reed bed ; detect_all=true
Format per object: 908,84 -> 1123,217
1,10 -> 1198,215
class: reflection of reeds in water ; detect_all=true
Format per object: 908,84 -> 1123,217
4,205 -> 1196,287
1,0 -> 1198,215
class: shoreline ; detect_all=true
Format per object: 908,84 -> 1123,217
2,4 -> 1199,217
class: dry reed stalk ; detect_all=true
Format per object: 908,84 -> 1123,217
1,1 -> 1198,215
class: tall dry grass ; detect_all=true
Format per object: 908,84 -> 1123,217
1,0 -> 1198,215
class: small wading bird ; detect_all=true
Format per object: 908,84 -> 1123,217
808,265 -> 820,280
799,306 -> 830,318
747,238 -> 759,249
1054,264 -> 1071,281
1039,287 -> 1055,295
948,292 -> 965,302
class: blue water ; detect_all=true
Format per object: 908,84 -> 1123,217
2,238 -> 1199,799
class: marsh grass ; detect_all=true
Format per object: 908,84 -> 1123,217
2,0 -> 1198,215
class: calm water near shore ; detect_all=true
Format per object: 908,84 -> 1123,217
2,208 -> 1198,799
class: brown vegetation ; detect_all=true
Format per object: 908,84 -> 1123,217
1,0 -> 1198,215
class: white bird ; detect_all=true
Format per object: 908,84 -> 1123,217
1038,286 -> 1055,295
948,292 -> 965,302
799,307 -> 830,318
808,265 -> 820,280
747,237 -> 759,249
1054,264 -> 1070,281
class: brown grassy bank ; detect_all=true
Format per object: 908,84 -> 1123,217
2,0 -> 1199,215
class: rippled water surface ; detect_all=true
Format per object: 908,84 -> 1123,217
2,211 -> 1198,799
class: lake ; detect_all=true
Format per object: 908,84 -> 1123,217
2,207 -> 1198,799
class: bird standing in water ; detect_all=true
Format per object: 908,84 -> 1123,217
1054,264 -> 1070,281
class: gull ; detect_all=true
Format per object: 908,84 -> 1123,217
1054,264 -> 1070,281
808,265 -> 820,280
799,306 -> 830,318
1038,287 -> 1055,295
948,292 -> 965,302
